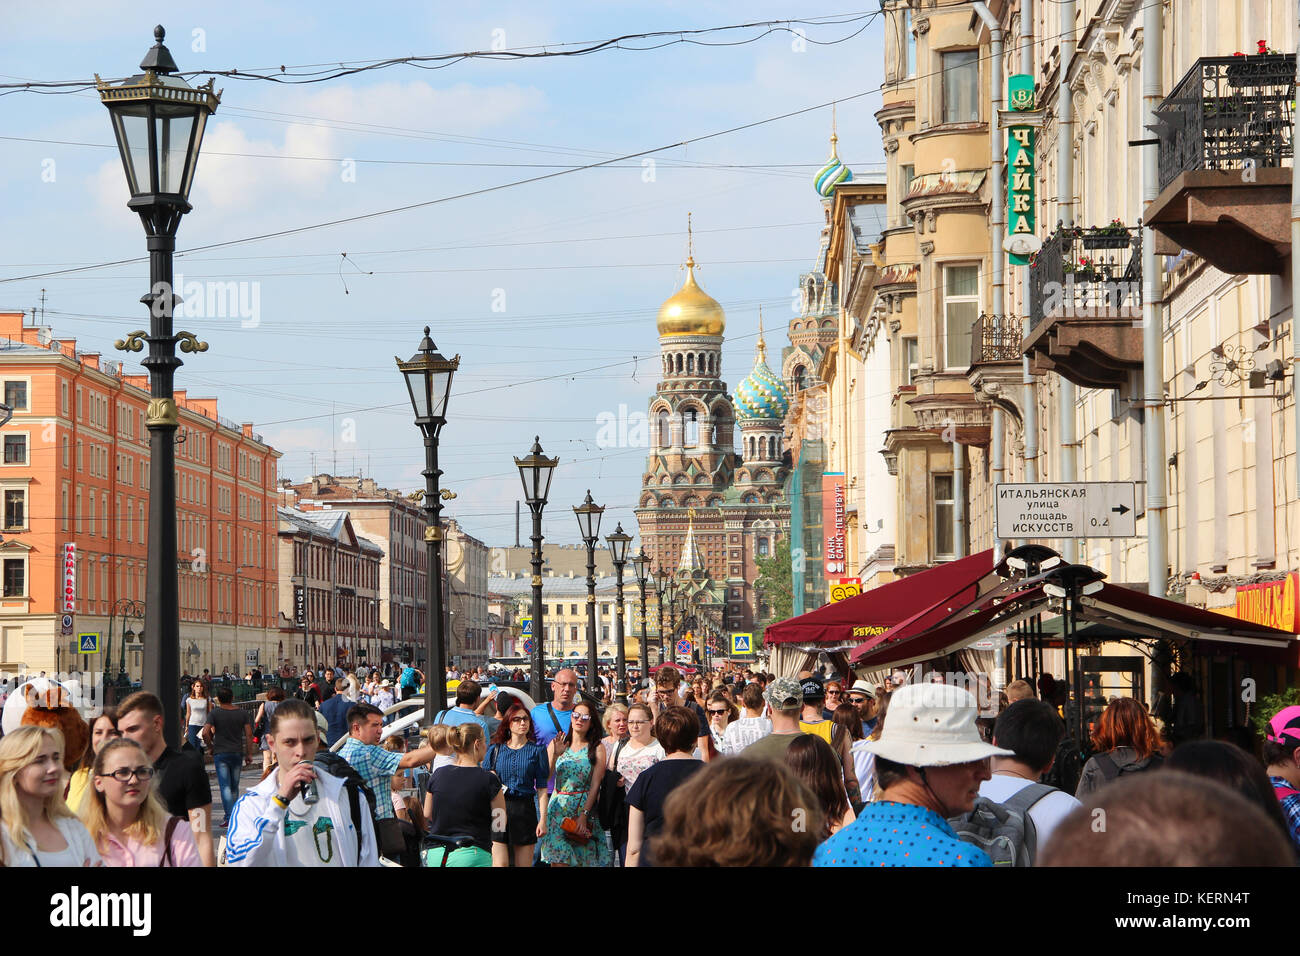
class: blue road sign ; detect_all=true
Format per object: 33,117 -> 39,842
78,632 -> 99,653
521,616 -> 532,636
523,639 -> 536,655
730,633 -> 753,655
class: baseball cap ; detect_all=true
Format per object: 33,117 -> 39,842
799,675 -> 825,700
1266,705 -> 1300,747
764,677 -> 803,710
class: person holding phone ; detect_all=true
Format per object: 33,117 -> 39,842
225,699 -> 379,867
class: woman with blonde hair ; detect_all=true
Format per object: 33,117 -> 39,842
422,723 -> 505,867
0,725 -> 100,866
80,738 -> 201,866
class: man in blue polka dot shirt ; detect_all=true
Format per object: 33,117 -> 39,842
813,683 -> 1013,867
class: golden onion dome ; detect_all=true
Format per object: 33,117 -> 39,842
657,257 -> 725,337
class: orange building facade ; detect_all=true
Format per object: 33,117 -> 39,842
0,311 -> 281,679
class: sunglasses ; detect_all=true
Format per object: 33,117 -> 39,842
825,691 -> 843,697
103,767 -> 155,783
510,716 -> 531,725
848,696 -> 869,704
571,714 -> 592,722
707,709 -> 729,716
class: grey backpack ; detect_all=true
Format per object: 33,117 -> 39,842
949,783 -> 1055,867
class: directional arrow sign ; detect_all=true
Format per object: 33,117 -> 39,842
995,482 -> 1138,539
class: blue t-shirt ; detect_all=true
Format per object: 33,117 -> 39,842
400,666 -> 420,689
435,706 -> 489,738
530,703 -> 572,749
812,801 -> 992,868
318,694 -> 352,747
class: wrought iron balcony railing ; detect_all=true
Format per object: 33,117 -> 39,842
970,313 -> 1023,366
1028,223 -> 1142,321
1155,53 -> 1295,193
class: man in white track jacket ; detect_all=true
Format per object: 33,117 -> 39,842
226,698 -> 379,866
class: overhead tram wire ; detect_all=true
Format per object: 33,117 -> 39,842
0,12 -> 881,93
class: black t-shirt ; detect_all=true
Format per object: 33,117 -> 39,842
153,746 -> 212,817
207,706 -> 251,755
427,765 -> 502,852
684,700 -> 709,738
299,686 -> 321,707
626,758 -> 705,846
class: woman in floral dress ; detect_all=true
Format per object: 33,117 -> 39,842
538,701 -> 610,867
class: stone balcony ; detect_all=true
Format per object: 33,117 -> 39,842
1145,54 -> 1294,274
1023,224 -> 1144,390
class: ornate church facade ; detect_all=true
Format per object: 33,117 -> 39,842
634,248 -> 792,645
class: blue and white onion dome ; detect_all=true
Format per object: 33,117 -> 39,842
813,131 -> 853,198
733,326 -> 789,422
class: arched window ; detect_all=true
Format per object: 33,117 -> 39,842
683,408 -> 699,446
687,353 -> 695,374
793,365 -> 808,391
657,410 -> 671,447
676,354 -> 684,374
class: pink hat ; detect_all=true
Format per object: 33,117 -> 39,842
1265,705 -> 1300,746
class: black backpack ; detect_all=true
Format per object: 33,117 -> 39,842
1042,736 -> 1085,795
313,751 -> 379,864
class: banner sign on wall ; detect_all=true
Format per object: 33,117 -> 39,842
822,473 -> 847,578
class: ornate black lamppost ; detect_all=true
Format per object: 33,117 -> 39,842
396,327 -> 459,725
573,491 -> 604,689
99,27 -> 219,746
515,438 -> 559,702
605,523 -> 632,704
631,548 -> 650,684
654,568 -> 667,668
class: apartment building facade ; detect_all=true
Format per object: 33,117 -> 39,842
0,311 -> 281,678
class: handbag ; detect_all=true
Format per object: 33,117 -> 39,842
560,815 -> 591,845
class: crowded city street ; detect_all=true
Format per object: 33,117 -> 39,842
0,0 -> 1298,935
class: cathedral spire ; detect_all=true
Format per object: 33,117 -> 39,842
756,306 -> 767,363
677,509 -> 704,574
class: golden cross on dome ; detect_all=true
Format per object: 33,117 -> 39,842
687,507 -> 696,520
686,212 -> 695,268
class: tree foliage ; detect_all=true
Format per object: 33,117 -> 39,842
753,537 -> 794,647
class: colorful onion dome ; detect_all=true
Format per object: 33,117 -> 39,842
733,320 -> 789,422
813,131 -> 853,198
657,255 -> 726,337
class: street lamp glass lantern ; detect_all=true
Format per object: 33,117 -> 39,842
631,548 -> 649,584
665,577 -> 678,603
395,326 -> 459,432
97,26 -> 220,208
514,436 -> 559,506
606,523 -> 632,566
573,490 -> 604,544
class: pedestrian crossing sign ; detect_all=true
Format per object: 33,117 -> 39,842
730,633 -> 753,655
78,632 -> 99,653
521,616 -> 532,636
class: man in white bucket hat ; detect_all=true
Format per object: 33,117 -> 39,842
813,683 -> 1013,867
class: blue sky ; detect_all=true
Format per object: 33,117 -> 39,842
0,0 -> 886,547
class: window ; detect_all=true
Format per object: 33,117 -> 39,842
943,265 -> 980,369
942,50 -> 980,124
683,408 -> 699,447
570,625 -> 579,642
570,604 -> 578,616
2,558 -> 24,597
3,490 -> 23,530
757,537 -> 770,557
903,336 -> 919,385
2,435 -> 26,465
897,163 -> 914,225
903,9 -> 916,77
3,381 -> 27,411
934,474 -> 956,560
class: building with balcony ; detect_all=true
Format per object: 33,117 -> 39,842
0,310 -> 281,679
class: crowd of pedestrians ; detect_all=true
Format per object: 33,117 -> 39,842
0,659 -> 1297,869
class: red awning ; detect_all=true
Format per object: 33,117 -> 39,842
764,549 -> 997,647
1080,584 -> 1299,664
853,587 -> 1045,668
851,579 -> 1300,669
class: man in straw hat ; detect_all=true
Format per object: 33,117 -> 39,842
813,683 -> 1013,867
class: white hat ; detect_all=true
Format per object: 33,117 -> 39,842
848,679 -> 876,699
861,684 -> 1013,767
